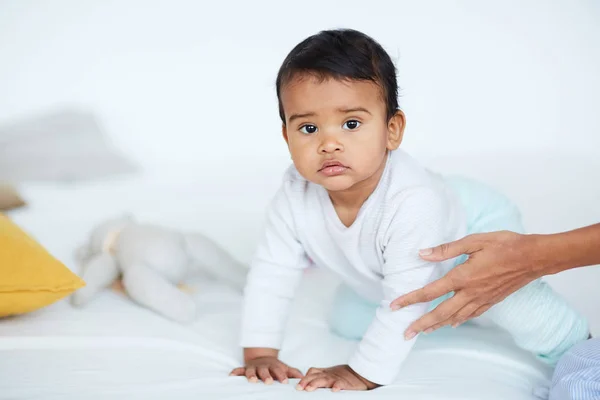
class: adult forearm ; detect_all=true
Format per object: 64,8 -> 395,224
536,223 -> 600,275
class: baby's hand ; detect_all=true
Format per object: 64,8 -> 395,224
296,364 -> 379,392
230,356 -> 304,385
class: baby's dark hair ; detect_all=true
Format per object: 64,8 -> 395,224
276,28 -> 399,124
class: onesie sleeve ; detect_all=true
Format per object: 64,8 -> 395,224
348,188 -> 449,385
240,181 -> 311,349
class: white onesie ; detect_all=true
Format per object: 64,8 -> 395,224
240,149 -> 467,384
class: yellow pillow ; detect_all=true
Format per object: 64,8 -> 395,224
0,213 -> 85,317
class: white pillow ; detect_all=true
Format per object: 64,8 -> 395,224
0,109 -> 138,182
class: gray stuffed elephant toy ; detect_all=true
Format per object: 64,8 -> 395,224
71,214 -> 248,323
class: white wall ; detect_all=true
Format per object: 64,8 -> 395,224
1,1 -> 599,331
1,0 -> 599,169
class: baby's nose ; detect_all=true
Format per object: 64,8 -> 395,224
319,135 -> 344,153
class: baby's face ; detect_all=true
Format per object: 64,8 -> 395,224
280,75 -> 402,193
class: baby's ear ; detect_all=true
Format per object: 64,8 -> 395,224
386,110 -> 406,150
282,124 -> 290,145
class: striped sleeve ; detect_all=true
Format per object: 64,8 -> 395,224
549,338 -> 600,400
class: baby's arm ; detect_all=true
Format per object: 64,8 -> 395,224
233,185 -> 310,383
298,188 -> 449,390
350,188 -> 449,385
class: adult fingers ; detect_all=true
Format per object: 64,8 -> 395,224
391,276 -> 455,310
403,293 -> 471,339
448,302 -> 482,328
423,302 -> 481,333
419,236 -> 476,262
469,303 -> 493,320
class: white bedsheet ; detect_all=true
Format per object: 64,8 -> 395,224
1,176 -> 554,399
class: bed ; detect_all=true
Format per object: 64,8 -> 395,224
2,154 -> 598,400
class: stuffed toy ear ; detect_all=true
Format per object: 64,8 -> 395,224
74,242 -> 92,268
119,212 -> 135,223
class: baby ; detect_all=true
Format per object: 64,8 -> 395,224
230,29 -> 589,391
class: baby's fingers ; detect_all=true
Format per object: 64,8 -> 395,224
332,379 -> 350,392
304,374 -> 335,392
270,366 -> 288,384
229,367 -> 245,376
297,367 -> 324,390
257,366 -> 274,385
287,367 -> 304,379
245,366 -> 258,383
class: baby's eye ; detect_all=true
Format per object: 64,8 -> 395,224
343,120 -> 361,130
299,124 -> 318,135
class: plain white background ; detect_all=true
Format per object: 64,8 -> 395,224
1,0 -> 599,331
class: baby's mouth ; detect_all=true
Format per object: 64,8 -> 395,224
319,160 -> 349,176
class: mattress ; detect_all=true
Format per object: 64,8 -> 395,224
1,176 -> 554,399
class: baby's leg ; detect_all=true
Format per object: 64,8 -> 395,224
447,176 -> 590,364
329,284 -> 378,340
488,281 -> 589,364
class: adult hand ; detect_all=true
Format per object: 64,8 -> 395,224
391,231 -> 545,339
